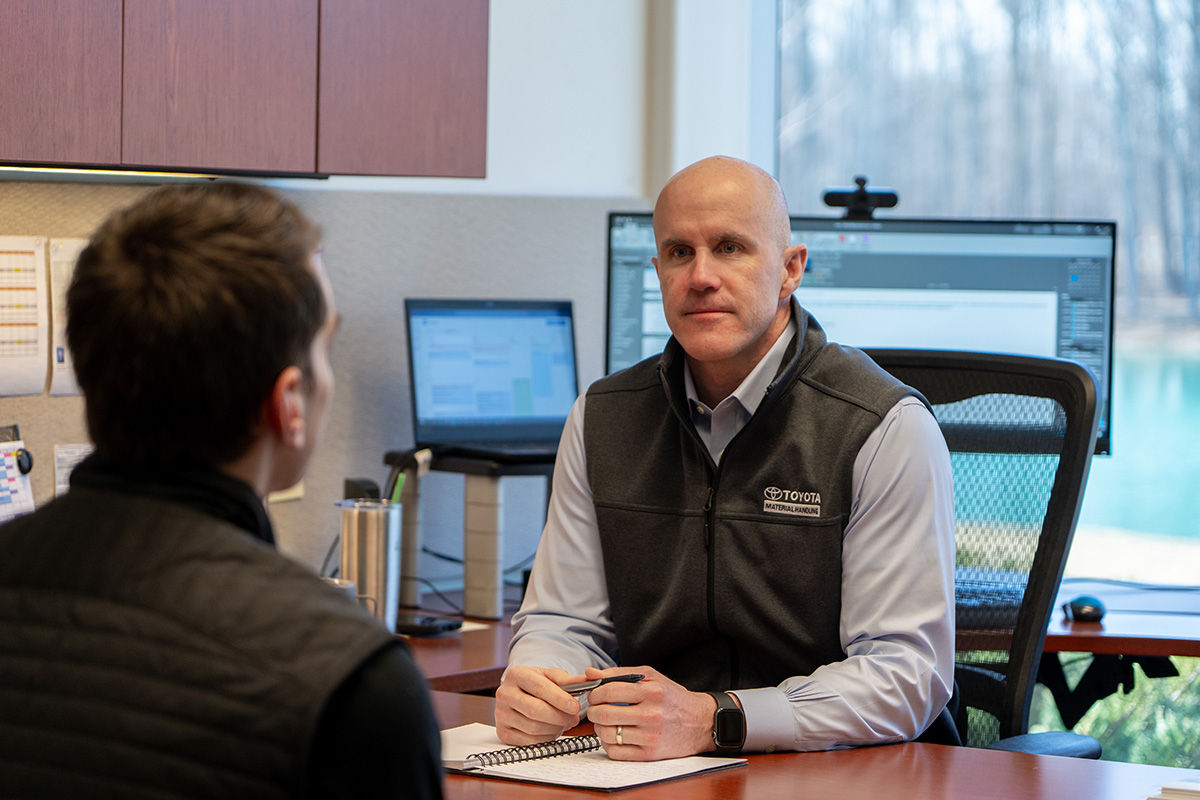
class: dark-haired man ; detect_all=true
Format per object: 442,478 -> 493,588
0,183 -> 442,798
497,156 -> 955,759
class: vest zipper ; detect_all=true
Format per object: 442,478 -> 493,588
703,486 -> 714,549
703,484 -> 717,631
704,481 -> 740,686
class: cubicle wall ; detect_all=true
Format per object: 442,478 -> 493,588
0,180 -> 646,595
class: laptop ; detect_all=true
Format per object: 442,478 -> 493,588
404,299 -> 579,463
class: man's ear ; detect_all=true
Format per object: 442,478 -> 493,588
780,243 -> 807,297
265,365 -> 307,449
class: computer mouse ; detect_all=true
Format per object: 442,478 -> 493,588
1064,594 -> 1106,622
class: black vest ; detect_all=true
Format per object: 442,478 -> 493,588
584,309 -> 917,691
0,487 -> 395,799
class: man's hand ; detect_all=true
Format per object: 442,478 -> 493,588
583,666 -> 718,761
494,665 -> 588,745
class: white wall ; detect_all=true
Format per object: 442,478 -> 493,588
645,0 -> 778,194
271,0 -> 779,200
274,0 -> 649,198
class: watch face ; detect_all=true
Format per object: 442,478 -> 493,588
714,707 -> 745,747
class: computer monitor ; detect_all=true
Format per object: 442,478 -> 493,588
604,213 -> 1116,454
405,298 -> 579,450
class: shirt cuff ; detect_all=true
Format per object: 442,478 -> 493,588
728,686 -> 793,753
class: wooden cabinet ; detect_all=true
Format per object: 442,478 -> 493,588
122,0 -> 319,174
318,0 -> 488,177
0,0 -> 123,166
0,0 -> 487,177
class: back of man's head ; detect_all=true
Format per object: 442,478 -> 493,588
67,182 -> 324,469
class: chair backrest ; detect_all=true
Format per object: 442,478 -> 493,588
865,349 -> 1099,747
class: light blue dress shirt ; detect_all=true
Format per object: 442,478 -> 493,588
509,314 -> 956,752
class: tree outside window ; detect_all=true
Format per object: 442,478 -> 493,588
778,0 -> 1200,586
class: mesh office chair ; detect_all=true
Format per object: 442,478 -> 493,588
866,349 -> 1102,758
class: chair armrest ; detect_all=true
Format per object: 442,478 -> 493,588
986,731 -> 1102,759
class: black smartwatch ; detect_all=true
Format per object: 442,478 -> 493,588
707,691 -> 745,753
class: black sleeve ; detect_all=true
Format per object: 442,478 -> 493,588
307,641 -> 444,800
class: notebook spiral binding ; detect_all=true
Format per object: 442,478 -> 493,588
468,734 -> 602,766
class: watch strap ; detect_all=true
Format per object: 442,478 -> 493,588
706,690 -> 745,753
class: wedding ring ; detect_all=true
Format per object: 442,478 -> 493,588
615,725 -> 623,746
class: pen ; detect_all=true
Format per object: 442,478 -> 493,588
560,673 -> 645,696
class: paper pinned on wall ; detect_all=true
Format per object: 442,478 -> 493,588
54,443 -> 94,497
1,440 -> 36,522
49,238 -> 89,396
0,236 -> 49,396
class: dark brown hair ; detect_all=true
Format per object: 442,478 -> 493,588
67,182 -> 324,468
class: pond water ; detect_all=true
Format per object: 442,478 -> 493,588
1078,350 -> 1200,541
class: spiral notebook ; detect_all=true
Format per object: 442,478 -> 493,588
440,723 -> 746,792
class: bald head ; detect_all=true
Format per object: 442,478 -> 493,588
654,156 -> 792,250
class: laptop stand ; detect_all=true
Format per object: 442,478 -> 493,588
385,450 -> 554,619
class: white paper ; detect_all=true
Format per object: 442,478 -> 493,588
440,722 -> 745,790
0,236 -> 49,396
54,443 -> 94,496
48,238 -> 89,396
0,440 -> 36,521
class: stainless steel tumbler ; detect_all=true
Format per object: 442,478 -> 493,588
336,499 -> 401,632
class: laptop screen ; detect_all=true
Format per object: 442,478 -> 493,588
405,299 -> 579,446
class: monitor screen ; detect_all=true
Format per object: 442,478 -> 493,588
406,298 -> 579,445
604,213 -> 1116,454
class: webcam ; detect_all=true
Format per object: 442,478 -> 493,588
823,176 -> 898,220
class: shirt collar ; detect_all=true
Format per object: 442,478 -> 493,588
684,311 -> 798,418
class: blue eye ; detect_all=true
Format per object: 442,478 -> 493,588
720,242 -> 739,254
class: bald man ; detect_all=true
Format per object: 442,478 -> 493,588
497,156 -> 955,759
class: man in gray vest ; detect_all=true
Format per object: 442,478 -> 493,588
496,156 -> 955,759
0,183 -> 442,798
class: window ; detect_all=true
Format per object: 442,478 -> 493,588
777,0 -> 1200,585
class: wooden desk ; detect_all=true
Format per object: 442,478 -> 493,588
1046,612 -> 1200,657
404,616 -> 512,693
401,588 -> 519,693
956,580 -> 1200,657
431,691 -> 1200,799
960,611 -> 1200,657
1039,581 -> 1199,728
1046,579 -> 1200,657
